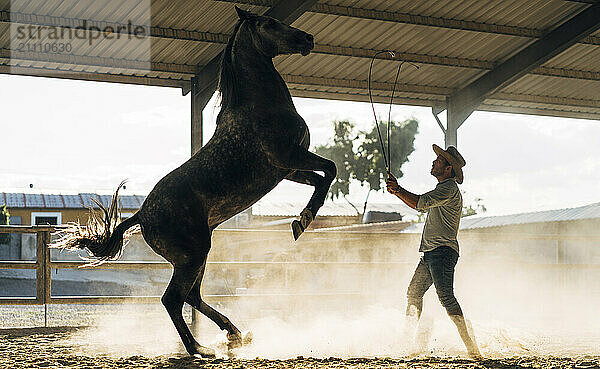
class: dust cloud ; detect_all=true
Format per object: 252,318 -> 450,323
59,223 -> 600,359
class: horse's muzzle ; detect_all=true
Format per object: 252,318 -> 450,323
297,32 -> 314,56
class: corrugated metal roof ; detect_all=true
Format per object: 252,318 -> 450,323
400,201 -> 600,233
0,192 -> 145,210
459,202 -> 600,229
1,0 -> 599,120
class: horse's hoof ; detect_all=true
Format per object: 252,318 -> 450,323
291,220 -> 304,240
191,345 -> 216,358
292,209 -> 314,240
227,330 -> 252,350
227,332 -> 243,350
242,330 -> 253,345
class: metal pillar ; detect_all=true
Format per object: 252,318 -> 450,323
191,76 -> 212,156
431,105 -> 461,149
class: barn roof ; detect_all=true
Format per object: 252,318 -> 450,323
0,192 -> 145,210
1,0 -> 600,120
399,201 -> 600,233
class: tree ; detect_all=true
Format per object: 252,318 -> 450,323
315,118 -> 419,215
462,193 -> 487,217
0,204 -> 10,244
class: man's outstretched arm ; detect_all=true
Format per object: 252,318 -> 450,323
386,172 -> 419,210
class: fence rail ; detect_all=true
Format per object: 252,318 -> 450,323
2,225 -> 600,308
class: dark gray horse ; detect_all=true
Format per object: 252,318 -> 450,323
52,6 -> 336,357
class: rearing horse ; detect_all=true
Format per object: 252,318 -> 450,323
52,6 -> 336,357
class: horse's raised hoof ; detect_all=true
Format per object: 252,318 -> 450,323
291,220 -> 304,240
292,209 -> 314,240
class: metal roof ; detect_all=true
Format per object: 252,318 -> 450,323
0,192 -> 145,210
400,201 -> 600,233
459,201 -> 600,229
1,0 -> 600,120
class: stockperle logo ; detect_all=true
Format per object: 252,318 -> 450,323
10,0 -> 151,75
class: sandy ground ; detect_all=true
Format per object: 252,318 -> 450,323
2,304 -> 600,368
1,326 -> 599,369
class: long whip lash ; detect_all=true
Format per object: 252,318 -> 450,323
368,50 -> 394,172
368,51 -> 420,173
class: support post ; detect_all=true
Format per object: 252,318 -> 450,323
36,230 -> 51,326
191,76 -> 211,156
35,231 -> 46,305
445,97 -> 465,148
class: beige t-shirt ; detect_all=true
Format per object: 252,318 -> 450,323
416,178 -> 462,254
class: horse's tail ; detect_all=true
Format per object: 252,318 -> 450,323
50,181 -> 141,266
90,212 -> 141,261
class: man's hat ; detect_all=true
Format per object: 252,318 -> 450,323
432,144 -> 466,184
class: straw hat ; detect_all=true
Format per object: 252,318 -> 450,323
432,144 -> 466,184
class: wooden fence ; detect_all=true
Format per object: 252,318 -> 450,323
2,225 -> 599,309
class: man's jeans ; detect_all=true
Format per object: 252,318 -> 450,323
406,246 -> 463,317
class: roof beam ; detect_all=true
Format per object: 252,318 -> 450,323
491,92 -> 600,109
447,3 -> 600,128
4,52 -> 600,109
1,48 -> 195,74
217,0 -> 600,46
288,88 -> 600,120
284,74 -> 600,110
5,62 -> 598,118
282,74 -> 452,95
0,64 -> 190,89
6,45 -> 600,83
191,0 -> 318,101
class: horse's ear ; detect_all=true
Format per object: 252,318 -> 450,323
235,6 -> 251,20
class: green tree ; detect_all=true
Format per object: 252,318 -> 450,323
0,204 -> 10,244
314,120 -> 358,211
316,118 -> 419,214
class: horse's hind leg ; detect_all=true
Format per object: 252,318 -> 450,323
185,261 -> 246,350
162,255 -> 215,357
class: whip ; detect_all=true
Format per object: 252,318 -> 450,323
368,51 -> 419,174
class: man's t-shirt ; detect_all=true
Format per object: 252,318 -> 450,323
415,178 -> 462,254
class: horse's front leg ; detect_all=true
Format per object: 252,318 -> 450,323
285,170 -> 327,239
273,149 -> 336,239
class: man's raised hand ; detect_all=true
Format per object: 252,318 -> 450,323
386,171 -> 399,194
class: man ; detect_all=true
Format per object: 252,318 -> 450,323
386,144 -> 481,359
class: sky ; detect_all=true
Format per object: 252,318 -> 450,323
1,73 -> 600,217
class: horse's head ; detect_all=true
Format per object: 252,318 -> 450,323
235,6 -> 314,58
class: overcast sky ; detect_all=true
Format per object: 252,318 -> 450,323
1,73 -> 599,217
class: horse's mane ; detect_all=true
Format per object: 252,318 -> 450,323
218,19 -> 245,108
